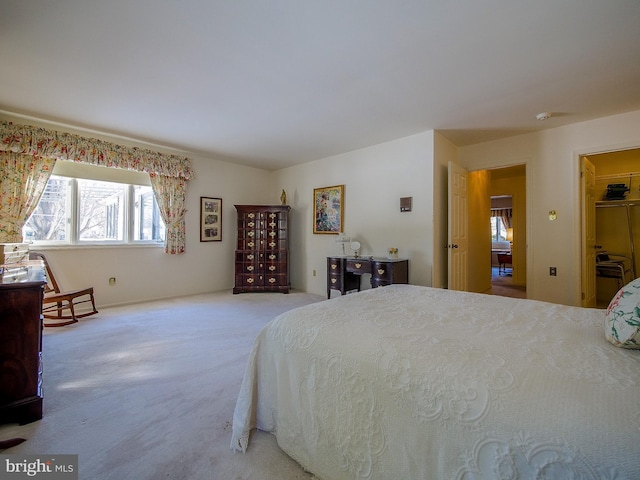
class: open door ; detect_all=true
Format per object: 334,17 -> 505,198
448,161 -> 468,291
581,156 -> 597,307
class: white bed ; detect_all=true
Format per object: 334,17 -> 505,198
231,285 -> 640,479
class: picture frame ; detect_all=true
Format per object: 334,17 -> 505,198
200,197 -> 222,242
313,184 -> 344,234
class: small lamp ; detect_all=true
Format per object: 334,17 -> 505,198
506,228 -> 513,250
335,233 -> 351,255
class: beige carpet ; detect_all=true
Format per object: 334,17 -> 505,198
0,290 -> 324,479
488,267 -> 527,299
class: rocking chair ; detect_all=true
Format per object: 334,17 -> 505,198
29,251 -> 98,327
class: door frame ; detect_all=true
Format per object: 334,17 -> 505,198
451,160 -> 530,295
577,143 -> 640,306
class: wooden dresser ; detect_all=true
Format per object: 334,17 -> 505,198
0,260 -> 46,424
233,205 -> 290,294
327,256 -> 409,298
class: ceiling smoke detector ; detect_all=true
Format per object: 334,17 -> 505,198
536,112 -> 553,121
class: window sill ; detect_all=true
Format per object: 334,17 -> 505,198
26,243 -> 164,251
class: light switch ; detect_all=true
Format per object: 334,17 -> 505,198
400,197 -> 412,212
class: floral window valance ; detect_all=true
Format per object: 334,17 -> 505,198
1,121 -> 191,253
0,121 -> 192,179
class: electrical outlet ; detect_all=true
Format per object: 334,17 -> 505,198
312,270 -> 316,277
109,277 -> 116,286
549,267 -> 557,276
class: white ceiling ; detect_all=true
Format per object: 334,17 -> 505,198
1,1 -> 639,170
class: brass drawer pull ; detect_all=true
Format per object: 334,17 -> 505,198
269,265 -> 276,271
331,278 -> 337,284
331,264 -> 337,270
247,266 -> 254,271
247,278 -> 254,284
355,263 -> 362,268
268,277 -> 276,283
378,269 -> 385,275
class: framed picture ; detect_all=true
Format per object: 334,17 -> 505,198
200,197 -> 222,242
313,184 -> 344,234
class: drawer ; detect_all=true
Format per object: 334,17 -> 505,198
264,274 -> 287,287
237,237 -> 260,250
264,252 -> 282,263
264,238 -> 286,250
265,262 -> 287,274
327,257 -> 343,272
328,274 -> 343,289
236,252 -> 260,262
237,274 -> 262,287
372,262 -> 392,281
346,259 -> 371,275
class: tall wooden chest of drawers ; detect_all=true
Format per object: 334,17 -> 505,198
233,205 -> 290,294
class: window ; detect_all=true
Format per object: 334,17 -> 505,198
24,175 -> 165,245
134,186 -> 164,241
490,216 -> 508,242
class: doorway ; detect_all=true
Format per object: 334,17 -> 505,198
465,164 -> 527,298
486,165 -> 526,298
489,195 -> 525,298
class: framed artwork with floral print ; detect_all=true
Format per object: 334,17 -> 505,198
200,197 -> 222,242
313,185 -> 344,234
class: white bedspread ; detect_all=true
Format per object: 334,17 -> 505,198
231,285 -> 640,479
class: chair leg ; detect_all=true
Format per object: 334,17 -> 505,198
68,301 -> 77,323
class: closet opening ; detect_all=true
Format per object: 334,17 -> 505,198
583,149 -> 640,307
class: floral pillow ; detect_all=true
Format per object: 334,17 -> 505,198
605,277 -> 640,349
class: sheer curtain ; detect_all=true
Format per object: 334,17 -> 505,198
0,121 -> 193,253
492,207 -> 512,230
0,152 -> 56,243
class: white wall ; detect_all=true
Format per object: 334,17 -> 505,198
8,108 -> 640,307
458,109 -> 640,305
273,131 -> 435,298
46,152 -> 274,307
1,112 -> 273,307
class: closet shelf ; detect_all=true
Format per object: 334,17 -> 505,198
596,199 -> 640,207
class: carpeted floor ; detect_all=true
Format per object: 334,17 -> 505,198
488,267 -> 527,298
0,290 -> 324,479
